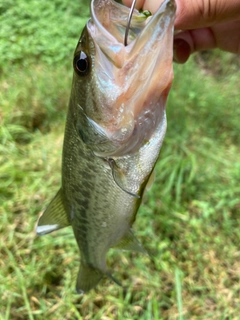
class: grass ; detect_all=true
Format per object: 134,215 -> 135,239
1,0 -> 240,319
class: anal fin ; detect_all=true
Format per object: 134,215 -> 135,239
114,229 -> 148,256
36,188 -> 70,235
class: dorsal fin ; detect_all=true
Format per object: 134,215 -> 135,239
36,188 -> 70,235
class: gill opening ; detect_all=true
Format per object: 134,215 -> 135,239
124,0 -> 137,46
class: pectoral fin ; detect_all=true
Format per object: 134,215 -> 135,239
114,229 -> 148,256
36,188 -> 70,235
107,158 -> 140,199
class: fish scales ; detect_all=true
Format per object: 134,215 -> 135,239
37,0 -> 176,293
65,107 -> 142,279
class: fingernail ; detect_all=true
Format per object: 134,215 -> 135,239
173,38 -> 191,64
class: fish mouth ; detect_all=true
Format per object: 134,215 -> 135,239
88,0 -> 176,64
83,0 -> 176,157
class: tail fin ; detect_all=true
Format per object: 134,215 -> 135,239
76,262 -> 121,294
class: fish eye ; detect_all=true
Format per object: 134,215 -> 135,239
73,51 -> 89,76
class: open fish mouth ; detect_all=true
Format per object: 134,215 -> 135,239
88,0 -> 176,62
78,0 -> 176,157
90,0 -> 176,45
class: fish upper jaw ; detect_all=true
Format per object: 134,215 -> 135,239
88,0 -> 176,68
77,0 -> 176,157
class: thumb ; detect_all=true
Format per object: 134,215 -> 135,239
175,0 -> 240,30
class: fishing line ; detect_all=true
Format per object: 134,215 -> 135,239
124,0 -> 137,46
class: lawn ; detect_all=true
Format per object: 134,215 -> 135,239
0,0 -> 240,319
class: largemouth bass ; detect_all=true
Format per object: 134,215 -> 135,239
37,0 -> 176,293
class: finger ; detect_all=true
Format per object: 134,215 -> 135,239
174,28 -> 216,63
174,20 -> 240,63
122,0 -> 145,10
211,21 -> 240,54
122,0 -> 172,13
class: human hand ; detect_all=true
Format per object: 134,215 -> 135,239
123,0 -> 240,63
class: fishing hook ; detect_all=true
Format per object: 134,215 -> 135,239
124,0 -> 137,46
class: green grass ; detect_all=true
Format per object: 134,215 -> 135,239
1,0 -> 240,319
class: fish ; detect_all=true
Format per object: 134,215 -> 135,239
36,0 -> 176,293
